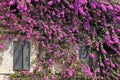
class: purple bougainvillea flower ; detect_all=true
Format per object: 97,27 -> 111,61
1,20 -> 6,26
79,8 -> 86,16
48,59 -> 55,64
0,44 -> 4,49
114,4 -> 120,10
89,53 -> 95,58
88,16 -> 93,21
53,44 -> 58,49
101,49 -> 107,54
66,69 -> 74,77
84,21 -> 90,31
26,17 -> 32,23
105,58 -> 109,61
92,1 -> 99,8
44,25 -> 49,28
51,76 -> 56,80
26,33 -> 31,40
85,67 -> 93,77
100,77 -> 104,79
111,63 -> 116,68
69,5 -> 74,9
0,16 -> 3,19
95,42 -> 99,47
57,0 -> 61,4
74,0 -> 80,14
47,1 -> 53,6
86,70 -> 93,77
76,46 -> 80,50
102,1 -> 109,6
116,29 -> 120,33
79,0 -> 87,5
100,63 -> 104,67
43,76 -> 49,80
5,13 -> 10,18
116,77 -> 119,80
17,1 -> 25,8
68,70 -> 73,77
102,70 -> 106,74
26,0 -> 31,3
61,11 -> 64,15
88,72 -> 93,77
116,73 -> 120,77
90,2 -> 96,9
107,4 -> 113,11
105,31 -> 109,35
112,35 -> 119,44
118,46 -> 120,50
100,4 -> 107,12
115,17 -> 120,23
105,61 -> 110,66
106,40 -> 114,46
17,1 -> 26,12
9,0 -> 14,5
96,68 -> 100,73
35,65 -> 39,71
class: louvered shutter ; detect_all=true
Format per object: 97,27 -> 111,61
13,41 -> 23,70
22,41 -> 30,70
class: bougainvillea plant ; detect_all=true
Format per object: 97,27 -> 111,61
0,0 -> 120,80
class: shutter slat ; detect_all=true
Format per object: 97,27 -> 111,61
22,41 -> 30,70
13,41 -> 22,70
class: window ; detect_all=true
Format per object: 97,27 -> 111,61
13,40 -> 30,71
79,46 -> 93,71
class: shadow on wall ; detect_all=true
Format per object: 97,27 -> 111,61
0,56 -> 3,66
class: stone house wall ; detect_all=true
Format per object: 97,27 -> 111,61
0,40 -> 37,80
0,39 -> 91,80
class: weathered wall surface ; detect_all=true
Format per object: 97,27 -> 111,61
0,40 -> 37,80
0,39 -> 90,80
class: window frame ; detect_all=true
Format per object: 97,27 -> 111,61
13,40 -> 30,71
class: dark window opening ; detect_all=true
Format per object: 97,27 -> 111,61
10,3 -> 22,19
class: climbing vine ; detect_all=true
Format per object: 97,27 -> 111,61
0,0 -> 120,80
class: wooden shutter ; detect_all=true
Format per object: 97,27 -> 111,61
22,41 -> 30,70
13,41 -> 23,70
